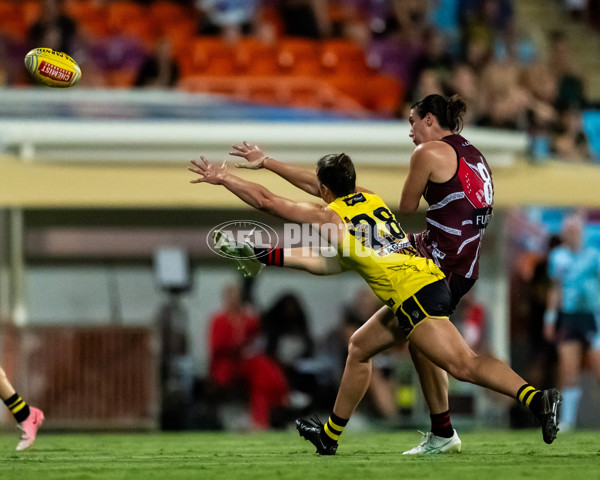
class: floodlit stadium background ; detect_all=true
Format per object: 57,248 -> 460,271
0,0 -> 599,432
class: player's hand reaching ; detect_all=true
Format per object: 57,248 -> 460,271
230,141 -> 270,169
189,156 -> 228,184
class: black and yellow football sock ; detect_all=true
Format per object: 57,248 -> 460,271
430,410 -> 454,438
517,384 -> 543,415
4,393 -> 31,423
253,247 -> 284,267
321,413 -> 348,445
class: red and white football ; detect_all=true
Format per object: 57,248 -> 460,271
24,48 -> 82,88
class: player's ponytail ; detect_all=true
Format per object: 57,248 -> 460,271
412,94 -> 467,134
446,95 -> 466,133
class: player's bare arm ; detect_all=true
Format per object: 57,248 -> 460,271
285,246 -> 343,275
399,141 -> 456,215
231,141 -> 373,196
189,156 -> 337,229
230,141 -> 322,196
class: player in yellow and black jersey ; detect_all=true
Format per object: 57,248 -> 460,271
189,152 -> 561,455
327,190 -> 448,337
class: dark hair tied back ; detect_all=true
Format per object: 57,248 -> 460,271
412,94 -> 467,134
316,153 -> 356,197
446,95 -> 467,133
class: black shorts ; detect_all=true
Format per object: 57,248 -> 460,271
395,279 -> 452,337
445,272 -> 476,312
556,312 -> 598,345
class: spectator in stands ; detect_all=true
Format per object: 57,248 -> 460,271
208,283 -> 290,429
276,0 -> 332,39
552,108 -> 590,162
547,31 -> 587,112
427,0 -> 461,55
563,0 -> 588,21
196,0 -> 262,42
444,62 -> 481,126
476,59 -> 529,130
28,0 -> 78,54
366,21 -> 424,96
261,293 -> 316,410
413,27 -> 457,94
134,37 -> 180,88
460,0 -> 515,61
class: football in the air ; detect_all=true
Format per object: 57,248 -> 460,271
24,47 -> 82,88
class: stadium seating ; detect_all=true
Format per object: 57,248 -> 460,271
4,0 -> 404,116
235,38 -> 282,76
277,38 -> 323,76
0,0 -> 27,41
320,39 -> 372,76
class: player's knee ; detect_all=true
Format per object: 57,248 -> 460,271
347,334 -> 370,363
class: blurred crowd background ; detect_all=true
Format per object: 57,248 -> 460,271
1,0 -> 600,433
1,0 -> 600,162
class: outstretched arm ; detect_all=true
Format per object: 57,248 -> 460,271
285,246 -> 343,275
189,157 -> 335,227
231,141 -> 373,196
230,141 -> 322,196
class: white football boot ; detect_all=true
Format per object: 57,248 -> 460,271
212,229 -> 264,278
402,429 -> 462,455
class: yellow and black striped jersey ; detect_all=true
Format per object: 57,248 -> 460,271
328,192 -> 445,312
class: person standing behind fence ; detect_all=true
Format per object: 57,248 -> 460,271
544,212 -> 600,431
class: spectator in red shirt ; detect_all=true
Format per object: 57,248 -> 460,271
208,283 -> 290,429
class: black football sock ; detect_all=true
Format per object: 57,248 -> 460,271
321,413 -> 348,445
253,247 -> 284,267
4,393 -> 31,423
517,384 -> 543,415
430,410 -> 454,438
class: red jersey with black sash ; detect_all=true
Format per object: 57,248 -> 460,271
411,134 -> 493,279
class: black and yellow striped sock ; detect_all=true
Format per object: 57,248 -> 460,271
320,413 -> 348,445
4,393 -> 31,423
517,384 -> 543,415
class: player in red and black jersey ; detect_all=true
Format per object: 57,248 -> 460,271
225,96 -> 555,452
400,94 -> 494,454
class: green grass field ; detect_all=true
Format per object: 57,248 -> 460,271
0,428 -> 597,480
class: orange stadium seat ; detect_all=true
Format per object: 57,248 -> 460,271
277,38 -> 323,75
367,74 -> 404,116
150,0 -> 191,25
327,74 -> 403,116
320,39 -> 371,76
106,1 -> 146,33
22,0 -> 41,27
181,37 -> 238,77
235,38 -> 281,76
65,1 -> 109,38
104,68 -> 138,89
0,1 -> 27,41
160,19 -> 197,56
246,81 -> 285,105
118,17 -> 156,50
286,81 -> 326,110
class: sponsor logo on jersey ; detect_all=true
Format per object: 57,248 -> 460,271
343,193 -> 366,206
472,207 -> 493,228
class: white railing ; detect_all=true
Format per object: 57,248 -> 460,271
0,88 -> 527,166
